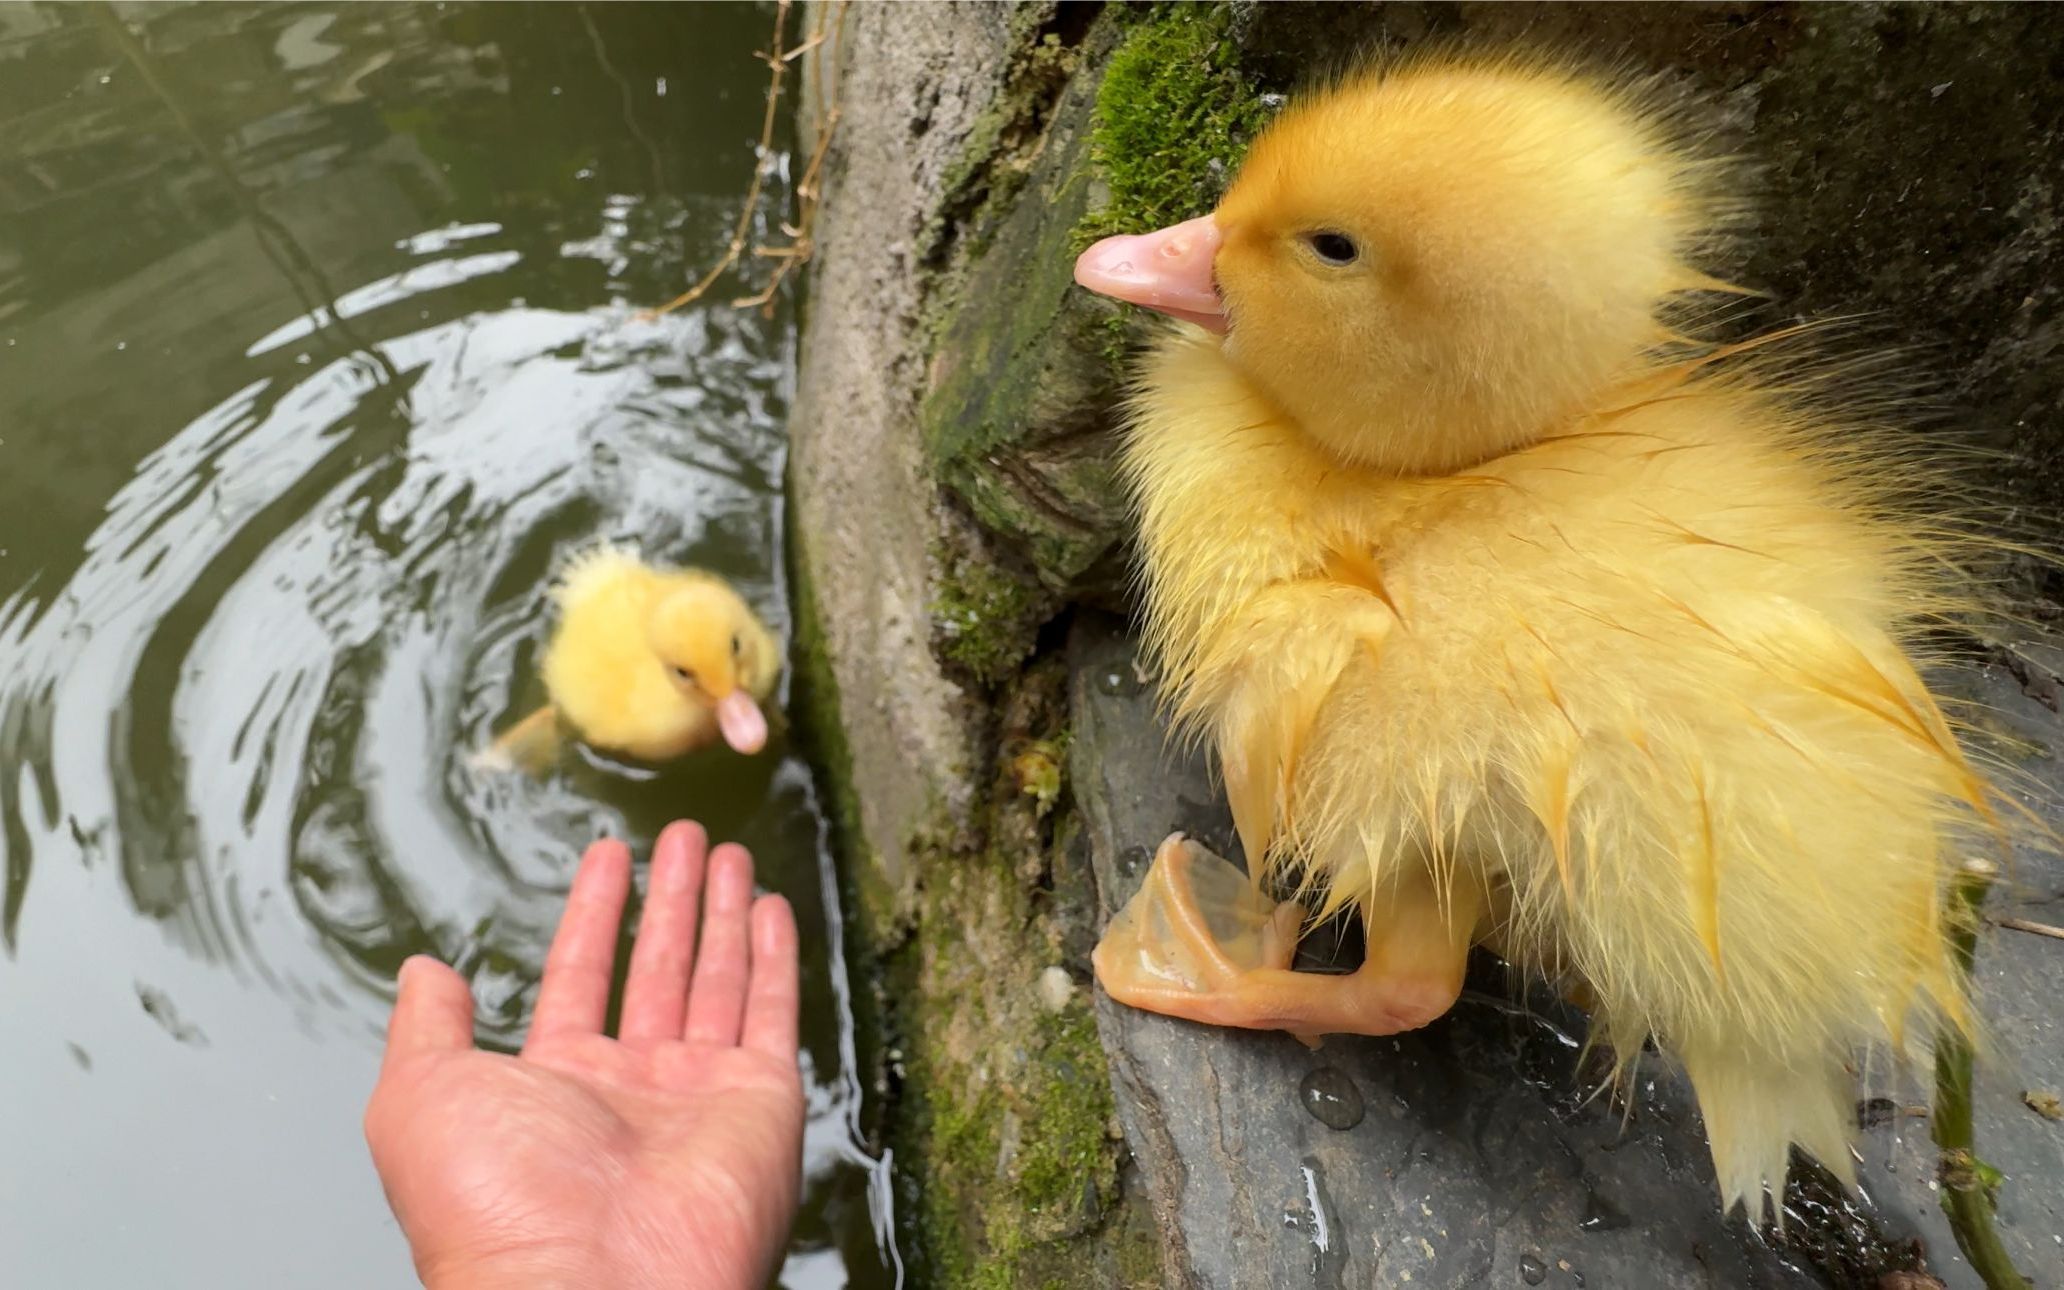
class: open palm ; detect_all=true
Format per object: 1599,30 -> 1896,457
364,823 -> 804,1290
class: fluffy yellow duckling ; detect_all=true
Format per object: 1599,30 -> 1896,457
1074,58 -> 2006,1218
481,543 -> 780,771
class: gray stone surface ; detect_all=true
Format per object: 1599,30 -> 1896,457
789,1 -> 1017,888
1072,613 -> 2064,1289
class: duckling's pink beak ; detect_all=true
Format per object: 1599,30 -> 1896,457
1073,214 -> 1226,332
716,691 -> 768,755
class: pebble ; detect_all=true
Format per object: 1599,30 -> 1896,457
1037,965 -> 1075,1013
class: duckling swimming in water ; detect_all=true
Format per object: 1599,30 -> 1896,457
1075,57 -> 2004,1217
480,543 -> 779,772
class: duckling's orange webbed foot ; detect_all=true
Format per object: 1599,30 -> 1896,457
1093,834 -> 1467,1044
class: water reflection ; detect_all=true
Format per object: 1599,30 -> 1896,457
0,4 -> 890,1286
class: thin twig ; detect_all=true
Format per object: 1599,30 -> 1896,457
1992,915 -> 2064,942
733,1 -> 847,315
781,30 -> 829,62
639,0 -> 850,323
638,0 -> 796,321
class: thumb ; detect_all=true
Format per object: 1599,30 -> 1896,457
379,954 -> 477,1077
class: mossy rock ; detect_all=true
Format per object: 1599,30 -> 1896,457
876,658 -> 1162,1287
1073,2 -> 1276,253
918,4 -> 1291,613
919,27 -> 1129,604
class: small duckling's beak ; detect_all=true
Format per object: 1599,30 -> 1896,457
716,690 -> 768,755
1073,214 -> 1226,332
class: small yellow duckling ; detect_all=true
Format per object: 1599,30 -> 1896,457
1075,57 -> 2006,1217
481,543 -> 779,771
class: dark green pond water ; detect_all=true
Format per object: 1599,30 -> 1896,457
0,3 -> 895,1285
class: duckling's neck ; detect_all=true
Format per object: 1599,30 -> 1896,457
1126,333 -> 1416,570
1221,333 -> 1600,476
1129,332 -> 1387,486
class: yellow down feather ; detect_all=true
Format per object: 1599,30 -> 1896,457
1117,55 -> 2023,1217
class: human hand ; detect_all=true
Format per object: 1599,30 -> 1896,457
364,822 -> 804,1290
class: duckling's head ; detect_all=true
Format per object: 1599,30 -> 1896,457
647,580 -> 779,754
1078,61 -> 1735,473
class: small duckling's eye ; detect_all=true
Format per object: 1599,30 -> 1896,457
731,633 -> 741,658
1306,231 -> 1359,266
671,664 -> 696,684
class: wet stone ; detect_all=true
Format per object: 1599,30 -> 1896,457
1069,614 -> 2064,1288
1298,1066 -> 1366,1131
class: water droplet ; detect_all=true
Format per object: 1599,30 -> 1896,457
115,341 -> 126,351
1096,657 -> 1144,697
1518,1253 -> 1547,1285
1579,1191 -> 1629,1233
1299,1066 -> 1365,1130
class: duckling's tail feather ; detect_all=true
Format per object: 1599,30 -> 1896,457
472,704 -> 564,776
1679,1035 -> 1854,1225
552,541 -> 647,614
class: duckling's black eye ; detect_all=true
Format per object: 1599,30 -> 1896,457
731,633 -> 741,658
1306,231 -> 1359,266
671,664 -> 695,683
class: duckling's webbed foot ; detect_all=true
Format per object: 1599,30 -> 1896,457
1093,834 -> 1468,1043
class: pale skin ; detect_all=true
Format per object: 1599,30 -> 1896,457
363,822 -> 805,1290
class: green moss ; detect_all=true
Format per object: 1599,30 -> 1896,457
897,856 -> 1135,1286
930,541 -> 1050,686
1010,735 -> 1067,816
1013,1008 -> 1116,1211
782,508 -> 872,872
1072,3 -> 1273,251
880,661 -> 1158,1286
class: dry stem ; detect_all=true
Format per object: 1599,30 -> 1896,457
640,0 -> 849,322
1991,914 -> 2064,942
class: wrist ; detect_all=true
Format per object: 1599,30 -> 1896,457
416,1240 -> 759,1290
418,1245 -> 600,1290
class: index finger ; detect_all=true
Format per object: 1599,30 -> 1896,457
525,837 -> 632,1050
